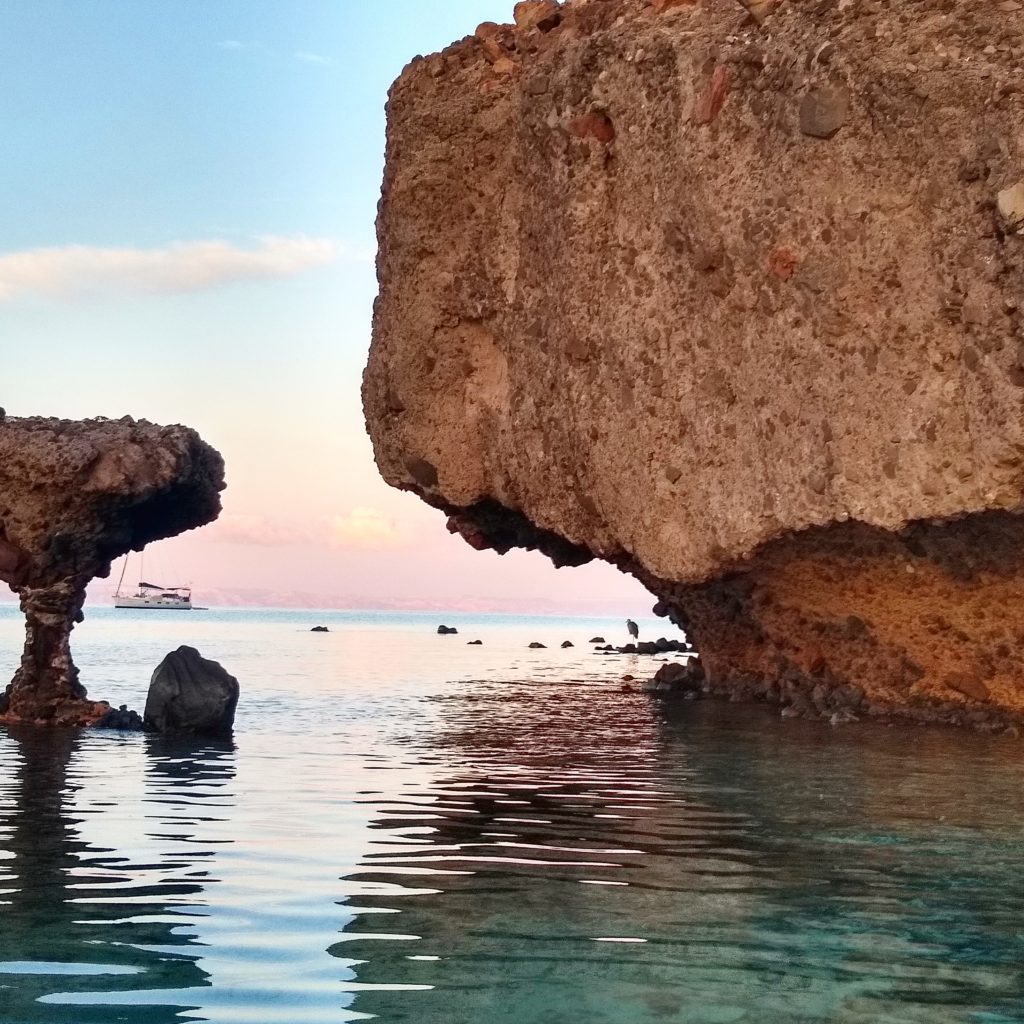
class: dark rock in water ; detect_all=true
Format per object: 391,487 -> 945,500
528,642 -> 547,649
144,646 -> 239,737
561,640 -> 574,648
310,626 -> 330,633
644,659 -> 705,695
437,624 -> 458,635
589,636 -> 605,644
94,703 -> 144,731
467,640 -> 483,645
604,637 -> 687,655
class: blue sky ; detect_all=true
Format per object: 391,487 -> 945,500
0,1 -> 654,615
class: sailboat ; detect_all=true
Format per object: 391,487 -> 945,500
113,552 -> 194,610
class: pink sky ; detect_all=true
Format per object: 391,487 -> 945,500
0,0 -> 658,617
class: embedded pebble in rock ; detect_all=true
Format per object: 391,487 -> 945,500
364,0 -> 1024,729
799,86 -> 849,140
998,181 -> 1024,233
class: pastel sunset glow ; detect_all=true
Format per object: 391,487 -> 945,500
0,0 -> 651,614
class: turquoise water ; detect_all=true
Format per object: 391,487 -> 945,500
1,606 -> 1023,1023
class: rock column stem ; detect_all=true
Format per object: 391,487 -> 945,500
4,581 -> 100,725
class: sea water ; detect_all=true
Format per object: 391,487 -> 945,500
0,605 -> 1023,1024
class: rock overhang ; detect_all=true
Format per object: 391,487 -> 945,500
365,0 -> 1024,726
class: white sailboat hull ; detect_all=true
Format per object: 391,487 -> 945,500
114,595 -> 193,610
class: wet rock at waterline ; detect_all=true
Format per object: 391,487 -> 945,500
144,646 -> 239,737
596,638 -> 690,656
310,626 -> 330,633
94,704 -> 145,732
0,416 -> 224,726
437,624 -> 458,635
644,660 -> 705,696
363,0 -> 1024,728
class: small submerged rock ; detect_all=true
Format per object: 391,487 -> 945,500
561,640 -> 574,648
528,642 -> 547,649
437,624 -> 459,635
589,636 -> 606,644
94,704 -> 144,732
594,637 -> 690,656
644,659 -> 705,696
467,640 -> 483,645
310,626 -> 330,633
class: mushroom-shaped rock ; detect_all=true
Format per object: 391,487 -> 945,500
0,416 -> 224,726
144,646 -> 239,737
364,0 -> 1024,728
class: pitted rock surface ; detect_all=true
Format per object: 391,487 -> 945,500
364,0 -> 1024,726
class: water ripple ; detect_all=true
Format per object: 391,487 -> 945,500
1,610 -> 1024,1023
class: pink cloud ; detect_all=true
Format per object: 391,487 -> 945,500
204,514 -> 311,547
330,507 -> 407,549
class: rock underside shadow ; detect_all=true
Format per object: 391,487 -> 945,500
0,415 -> 224,726
363,0 -> 1024,728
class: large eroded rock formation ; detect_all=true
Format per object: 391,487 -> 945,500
364,0 -> 1024,727
0,415 -> 224,725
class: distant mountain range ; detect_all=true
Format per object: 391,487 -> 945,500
28,582 -> 651,617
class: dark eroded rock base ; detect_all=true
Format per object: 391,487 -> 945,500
645,511 -> 1024,732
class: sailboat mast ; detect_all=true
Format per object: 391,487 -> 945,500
115,553 -> 129,598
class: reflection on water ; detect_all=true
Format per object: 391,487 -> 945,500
0,730 -> 230,1022
1,609 -> 1024,1023
339,686 -> 1024,1024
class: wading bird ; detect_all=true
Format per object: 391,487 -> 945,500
626,619 -> 639,642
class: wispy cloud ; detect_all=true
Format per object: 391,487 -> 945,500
294,50 -> 332,65
331,508 -> 407,549
218,40 -> 332,65
0,236 -> 340,304
217,39 -> 267,52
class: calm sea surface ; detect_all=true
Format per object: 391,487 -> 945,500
0,605 -> 1023,1023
